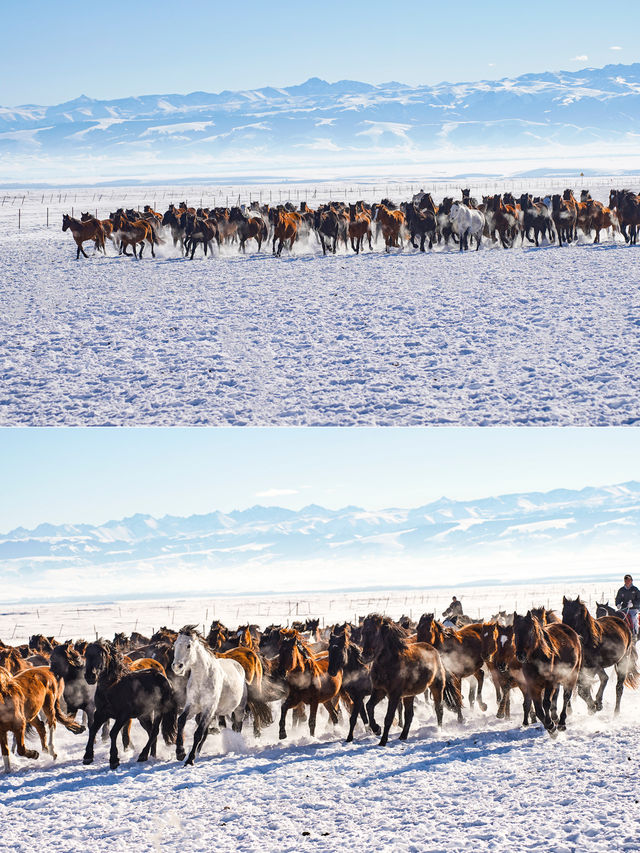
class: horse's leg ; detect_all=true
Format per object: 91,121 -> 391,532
76,242 -> 81,260
541,685 -> 556,734
475,669 -> 487,712
83,709 -> 108,764
557,687 -> 572,732
137,241 -> 143,259
1,730 -> 10,773
595,666 -> 609,712
430,680 -> 444,727
175,707 -> 190,761
121,719 -> 132,749
399,697 -> 415,740
577,670 -> 596,714
468,678 -> 476,710
366,689 -> 383,736
614,665 -> 625,715
279,697 -> 294,740
137,716 -> 161,762
379,693 -> 400,746
109,717 -> 128,769
346,695 -> 364,743
31,716 -> 48,754
308,701 -> 318,737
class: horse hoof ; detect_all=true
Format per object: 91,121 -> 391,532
479,702 -> 488,712
557,723 -> 566,732
370,725 -> 381,736
176,750 -> 185,761
109,760 -> 119,770
496,711 -> 504,719
279,731 -> 287,740
184,758 -> 194,767
26,750 -> 39,760
378,738 -> 388,747
82,755 -> 93,765
137,754 -> 148,763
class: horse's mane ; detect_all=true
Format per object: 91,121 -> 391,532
0,666 -> 23,697
92,638 -> 128,681
577,601 -> 602,646
380,617 -> 409,653
280,629 -> 323,678
530,615 -> 560,660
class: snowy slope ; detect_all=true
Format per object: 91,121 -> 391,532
3,62 -> 640,182
2,483 -> 640,603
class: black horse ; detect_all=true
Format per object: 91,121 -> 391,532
327,624 -> 383,742
49,641 -> 98,729
402,203 -> 437,252
82,640 -> 177,770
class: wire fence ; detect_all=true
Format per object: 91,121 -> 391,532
4,175 -> 640,231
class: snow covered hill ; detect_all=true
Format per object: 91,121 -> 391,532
3,482 -> 639,602
3,62 -> 640,182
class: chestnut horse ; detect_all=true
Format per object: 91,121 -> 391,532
480,622 -> 535,725
112,211 -> 157,258
417,614 -> 487,715
276,629 -> 341,739
361,614 -> 461,746
348,204 -> 373,253
513,611 -> 581,736
271,209 -> 299,256
0,646 -> 30,675
561,595 -> 638,714
372,204 -> 405,252
62,214 -> 106,259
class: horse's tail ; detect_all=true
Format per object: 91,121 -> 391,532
246,694 -> 273,730
161,680 -> 178,744
624,642 -> 640,689
443,672 -> 463,713
55,697 -> 85,734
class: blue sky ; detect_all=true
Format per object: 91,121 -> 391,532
1,427 -> 639,532
2,1 -> 637,105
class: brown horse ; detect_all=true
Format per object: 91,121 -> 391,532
372,204 -> 405,251
62,214 -> 106,259
361,614 -> 461,746
9,667 -> 85,767
561,595 -> 638,714
513,611 -> 582,736
348,204 -> 373,253
112,211 -> 156,258
480,622 -> 535,724
272,209 -> 299,256
276,629 -> 341,739
0,646 -> 30,675
81,212 -> 116,249
218,646 -> 273,736
417,614 -> 487,715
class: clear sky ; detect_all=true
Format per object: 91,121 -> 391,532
1,1 -> 638,105
1,427 -> 639,532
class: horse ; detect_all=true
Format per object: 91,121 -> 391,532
172,626 -> 247,765
216,646 -> 273,736
449,202 -> 484,251
403,202 -> 437,252
361,614 -> 461,746
518,194 -> 554,246
347,204 -> 373,254
271,209 -> 299,256
416,614 -> 487,715
49,640 -> 97,728
513,611 -> 582,736
314,206 -> 348,255
229,208 -> 268,253
62,214 -> 106,259
0,646 -> 30,675
276,629 -> 342,740
551,195 -> 577,246
609,189 -> 640,244
372,204 -> 405,252
480,622 -> 535,724
162,206 -> 187,251
81,212 -> 116,250
561,595 -> 638,714
327,624 -> 382,741
184,214 -> 217,259
111,211 -> 157,259
586,201 -> 618,243
82,640 -> 177,770
9,667 -> 85,767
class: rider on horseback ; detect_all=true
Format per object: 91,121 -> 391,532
615,574 -> 640,638
442,596 -> 463,628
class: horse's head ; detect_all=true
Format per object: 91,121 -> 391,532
512,612 -> 535,663
207,620 -> 228,650
62,214 -> 71,231
277,629 -> 306,677
480,622 -> 499,661
327,625 -> 349,677
561,595 -> 583,629
84,640 -> 112,684
361,614 -> 384,662
172,626 -> 202,677
595,602 -> 609,618
416,613 -> 434,644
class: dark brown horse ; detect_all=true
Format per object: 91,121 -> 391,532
561,595 -> 638,714
417,614 -> 487,715
361,614 -> 461,746
481,622 -> 535,724
276,629 -> 341,739
513,611 -> 581,736
327,623 -> 382,742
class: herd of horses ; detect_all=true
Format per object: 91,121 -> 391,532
60,186 -> 640,260
1,595 -> 637,772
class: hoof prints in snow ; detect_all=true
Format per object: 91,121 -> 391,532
1,231 -> 639,425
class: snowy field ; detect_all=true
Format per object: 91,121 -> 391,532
1,179 -> 639,426
2,580 -> 640,853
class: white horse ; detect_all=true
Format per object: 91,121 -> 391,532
449,202 -> 485,251
172,626 -> 247,765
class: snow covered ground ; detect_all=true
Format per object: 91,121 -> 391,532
2,582 -> 640,853
1,181 -> 639,426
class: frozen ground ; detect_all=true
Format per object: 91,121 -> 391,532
1,181 -> 639,426
1,581 -> 640,853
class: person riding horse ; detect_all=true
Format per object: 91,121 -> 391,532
615,574 -> 640,638
442,596 -> 463,628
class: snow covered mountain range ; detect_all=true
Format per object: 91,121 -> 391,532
3,62 -> 640,183
2,482 -> 639,601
